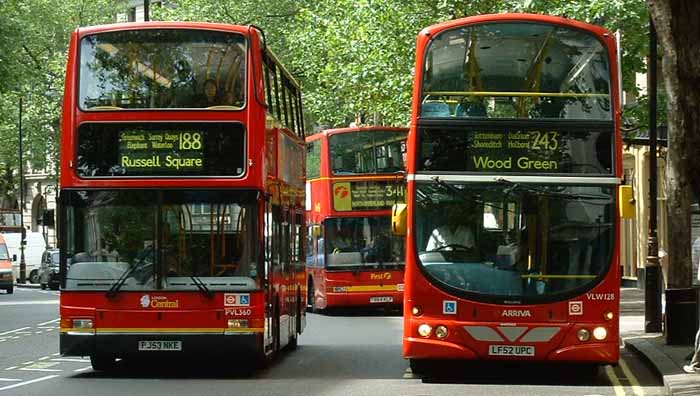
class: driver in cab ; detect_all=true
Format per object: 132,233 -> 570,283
425,202 -> 475,252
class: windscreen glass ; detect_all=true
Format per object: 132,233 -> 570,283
323,217 -> 404,270
421,22 -> 611,120
330,131 -> 406,175
64,190 -> 258,291
414,181 -> 613,302
80,29 -> 246,110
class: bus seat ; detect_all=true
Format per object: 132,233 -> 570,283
421,102 -> 450,117
456,101 -> 487,118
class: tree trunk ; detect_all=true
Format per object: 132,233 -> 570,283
647,1 -> 700,288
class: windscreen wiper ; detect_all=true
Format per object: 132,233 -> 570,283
106,264 -> 139,299
190,275 -> 213,299
494,177 -> 609,201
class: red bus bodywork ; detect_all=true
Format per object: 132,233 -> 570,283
403,14 -> 622,367
59,22 -> 306,367
306,127 -> 407,311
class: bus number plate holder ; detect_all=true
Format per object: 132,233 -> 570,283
370,296 -> 393,303
138,340 -> 182,351
488,345 -> 535,357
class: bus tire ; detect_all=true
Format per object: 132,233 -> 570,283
307,278 -> 318,313
409,358 -> 432,377
90,355 -> 116,371
6,286 -> 12,294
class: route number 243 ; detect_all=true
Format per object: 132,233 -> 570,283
530,131 -> 559,151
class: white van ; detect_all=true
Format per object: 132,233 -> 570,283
3,232 -> 48,283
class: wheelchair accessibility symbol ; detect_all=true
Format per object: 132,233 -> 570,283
443,300 -> 457,315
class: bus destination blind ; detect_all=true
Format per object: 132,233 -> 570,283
120,129 -> 204,173
333,181 -> 405,211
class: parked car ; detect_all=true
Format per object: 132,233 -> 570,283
39,248 -> 60,290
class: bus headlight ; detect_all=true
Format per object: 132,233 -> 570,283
577,328 -> 590,342
418,324 -> 432,337
435,325 -> 448,339
411,305 -> 423,316
228,319 -> 249,328
72,319 -> 93,329
593,327 -> 607,341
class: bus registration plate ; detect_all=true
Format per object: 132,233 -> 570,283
370,296 -> 393,303
488,345 -> 535,357
138,340 -> 182,351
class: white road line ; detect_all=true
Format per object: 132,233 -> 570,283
21,362 -> 33,366
4,367 -> 17,371
0,378 -> 21,382
0,375 -> 59,391
19,368 -> 62,372
74,366 -> 92,373
38,357 -> 50,361
0,301 -> 58,306
35,332 -> 43,334
37,318 -> 59,326
52,358 -> 90,363
51,353 -> 59,356
619,358 -> 645,396
0,327 -> 30,336
604,365 -> 626,396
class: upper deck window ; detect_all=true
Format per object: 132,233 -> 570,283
421,23 -> 612,120
79,29 -> 246,110
329,131 -> 406,175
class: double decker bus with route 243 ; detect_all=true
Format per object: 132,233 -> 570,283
393,13 -> 634,374
306,127 -> 407,312
59,22 -> 307,370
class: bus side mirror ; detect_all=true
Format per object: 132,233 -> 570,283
391,204 -> 407,236
312,224 -> 322,238
619,185 -> 635,219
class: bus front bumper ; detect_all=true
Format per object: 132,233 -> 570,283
60,331 -> 263,358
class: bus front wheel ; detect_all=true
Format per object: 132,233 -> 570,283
409,358 -> 433,377
90,355 -> 117,371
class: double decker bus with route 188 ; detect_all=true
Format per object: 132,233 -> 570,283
392,13 -> 634,374
59,22 -> 307,370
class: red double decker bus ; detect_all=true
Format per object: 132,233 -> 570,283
394,14 -> 633,373
305,127 -> 407,312
58,22 -> 307,370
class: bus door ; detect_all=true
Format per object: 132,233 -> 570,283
263,198 -> 275,353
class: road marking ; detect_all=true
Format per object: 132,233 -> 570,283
0,378 -> 21,382
4,367 -> 17,371
51,353 -> 59,356
0,301 -> 58,306
19,368 -> 62,372
37,318 -> 59,326
0,375 -> 59,391
21,362 -> 33,366
35,332 -> 44,334
619,358 -> 645,396
0,327 -> 30,336
74,366 -> 92,373
38,356 -> 50,361
403,367 -> 415,379
605,365 -> 626,396
52,358 -> 90,363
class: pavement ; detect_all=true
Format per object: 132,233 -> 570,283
621,287 -> 700,396
14,281 -> 40,288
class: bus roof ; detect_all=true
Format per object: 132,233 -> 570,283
419,13 -> 613,39
306,126 -> 408,143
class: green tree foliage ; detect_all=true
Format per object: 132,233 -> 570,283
156,0 -> 651,130
0,0 -> 122,205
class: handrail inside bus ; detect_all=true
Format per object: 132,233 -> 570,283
423,91 -> 609,99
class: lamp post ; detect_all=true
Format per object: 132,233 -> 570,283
645,18 -> 662,333
18,96 -> 26,284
